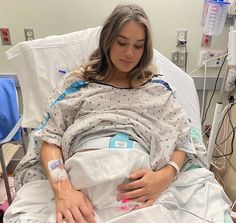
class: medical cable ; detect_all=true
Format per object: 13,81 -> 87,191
157,200 -> 215,223
203,182 -> 210,223
203,103 -> 233,172
201,55 -> 227,124
190,52 -> 227,120
188,52 -> 227,75
213,102 -> 236,158
188,64 -> 204,75
184,45 -> 188,73
221,109 -> 230,156
188,52 -> 227,121
211,162 -> 227,193
202,125 -> 212,137
214,138 -> 236,174
218,103 -> 235,145
215,102 -> 235,142
224,112 -> 235,157
219,125 -> 236,146
231,200 -> 236,211
212,156 -> 236,199
211,156 -> 226,175
213,122 -> 232,159
211,111 -> 230,172
201,60 -> 208,120
202,102 -> 232,137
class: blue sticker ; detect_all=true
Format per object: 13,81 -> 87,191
109,133 -> 133,149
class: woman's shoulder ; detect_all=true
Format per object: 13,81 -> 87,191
64,66 -> 87,87
148,76 -> 173,92
49,66 -> 87,102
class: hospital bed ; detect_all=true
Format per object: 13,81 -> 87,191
4,26 -> 233,222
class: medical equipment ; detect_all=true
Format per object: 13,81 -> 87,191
225,27 -> 236,91
203,0 -> 230,36
207,20 -> 236,164
48,159 -> 68,182
228,28 -> 236,66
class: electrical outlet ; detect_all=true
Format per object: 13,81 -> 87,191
0,28 -> 12,45
24,28 -> 35,41
177,29 -> 187,46
177,51 -> 187,67
171,50 -> 187,68
197,49 -> 225,67
171,51 -> 178,65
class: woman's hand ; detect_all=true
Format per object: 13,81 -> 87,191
54,181 -> 96,223
117,166 -> 176,209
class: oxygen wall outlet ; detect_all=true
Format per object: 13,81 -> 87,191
197,49 -> 225,67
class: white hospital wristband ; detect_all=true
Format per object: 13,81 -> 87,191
167,161 -> 180,180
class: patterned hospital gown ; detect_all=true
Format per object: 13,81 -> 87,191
14,75 -> 196,191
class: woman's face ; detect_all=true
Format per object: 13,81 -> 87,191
110,20 -> 145,77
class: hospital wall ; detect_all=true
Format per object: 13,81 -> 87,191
0,0 -> 230,74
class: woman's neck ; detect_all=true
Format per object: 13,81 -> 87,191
108,72 -> 131,87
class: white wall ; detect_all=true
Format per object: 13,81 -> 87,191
0,0 -> 230,74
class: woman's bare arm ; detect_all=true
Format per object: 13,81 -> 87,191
40,141 -> 96,223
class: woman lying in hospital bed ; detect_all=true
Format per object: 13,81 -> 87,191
4,4 -> 232,223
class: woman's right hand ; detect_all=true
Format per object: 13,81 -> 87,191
54,182 -> 96,223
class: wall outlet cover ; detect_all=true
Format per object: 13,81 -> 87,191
0,28 -> 12,45
24,28 -> 35,41
198,49 -> 225,67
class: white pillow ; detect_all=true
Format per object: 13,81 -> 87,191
6,27 -> 101,128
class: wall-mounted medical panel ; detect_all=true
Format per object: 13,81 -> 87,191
0,28 -> 12,45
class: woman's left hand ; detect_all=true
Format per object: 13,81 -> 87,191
117,166 -> 175,209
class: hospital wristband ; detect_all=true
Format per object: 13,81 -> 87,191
167,161 -> 179,180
